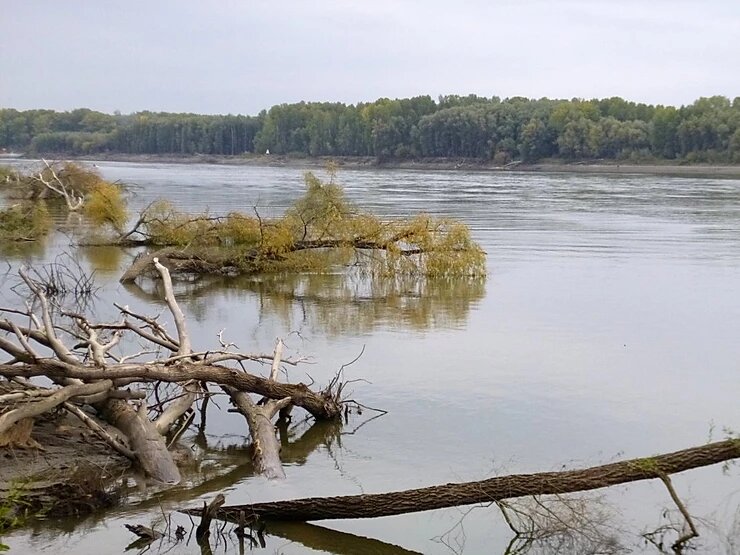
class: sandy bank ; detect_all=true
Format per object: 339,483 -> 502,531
1,415 -> 130,522
11,152 -> 740,178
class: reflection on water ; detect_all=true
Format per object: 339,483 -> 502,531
123,271 -> 485,335
15,418 -> 344,542
0,237 -> 48,261
265,522 -> 423,555
242,273 -> 486,334
78,245 -> 125,274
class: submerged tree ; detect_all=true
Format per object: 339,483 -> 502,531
116,169 -> 486,282
0,161 -> 127,231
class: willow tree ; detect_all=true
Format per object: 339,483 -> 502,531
117,169 -> 486,282
0,161 -> 127,233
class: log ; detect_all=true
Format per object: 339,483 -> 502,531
224,387 -> 287,479
0,361 -> 342,420
100,399 -> 181,484
188,439 -> 740,522
0,380 -> 113,437
119,248 -> 177,283
225,339 -> 292,479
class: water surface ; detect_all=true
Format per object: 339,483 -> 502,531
4,161 -> 740,554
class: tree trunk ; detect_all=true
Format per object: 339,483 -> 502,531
100,399 -> 181,484
225,387 -> 288,479
0,380 -> 112,438
1,362 -> 342,420
192,439 -> 740,522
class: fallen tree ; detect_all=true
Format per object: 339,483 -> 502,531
110,169 -> 486,281
189,438 -> 740,522
1,160 -> 127,230
0,260 -> 346,490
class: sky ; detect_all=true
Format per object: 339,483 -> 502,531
2,0 -> 739,115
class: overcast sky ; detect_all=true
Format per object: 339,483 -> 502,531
2,0 -> 738,115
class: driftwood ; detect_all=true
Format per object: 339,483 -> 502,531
0,261 -> 346,485
119,247 -> 178,283
0,362 -> 341,420
226,339 -> 291,479
196,493 -> 226,542
99,398 -> 180,484
188,439 -> 740,522
0,380 -> 112,441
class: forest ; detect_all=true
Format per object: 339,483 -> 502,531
2,95 -> 740,163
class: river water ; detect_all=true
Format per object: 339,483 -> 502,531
3,161 -> 740,554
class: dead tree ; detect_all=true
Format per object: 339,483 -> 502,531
0,262 -> 344,483
187,439 -> 740,522
225,339 -> 291,479
29,159 -> 85,211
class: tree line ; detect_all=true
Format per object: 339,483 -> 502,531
2,95 -> 740,163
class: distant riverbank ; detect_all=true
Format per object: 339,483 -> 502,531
9,152 -> 740,178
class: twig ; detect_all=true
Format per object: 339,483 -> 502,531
658,472 -> 699,553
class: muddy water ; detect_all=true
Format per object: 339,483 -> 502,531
4,161 -> 740,554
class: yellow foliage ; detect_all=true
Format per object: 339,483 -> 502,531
136,171 -> 486,277
221,213 -> 261,246
3,162 -> 128,235
83,181 -> 128,233
286,172 -> 354,239
56,162 -> 104,195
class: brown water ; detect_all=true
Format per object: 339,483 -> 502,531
3,161 -> 740,554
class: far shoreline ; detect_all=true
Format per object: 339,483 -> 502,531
6,152 -> 740,178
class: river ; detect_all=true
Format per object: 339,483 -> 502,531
3,161 -> 740,554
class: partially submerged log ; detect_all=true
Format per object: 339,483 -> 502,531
99,399 -> 180,484
189,439 -> 740,522
119,247 -> 178,283
226,339 -> 291,479
226,387 -> 289,479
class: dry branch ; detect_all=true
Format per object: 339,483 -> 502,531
0,380 -> 113,437
0,362 -> 341,419
196,493 -> 226,542
63,401 -> 135,460
30,159 -> 85,211
152,258 -> 191,356
1,256 -> 346,487
187,439 -> 740,523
